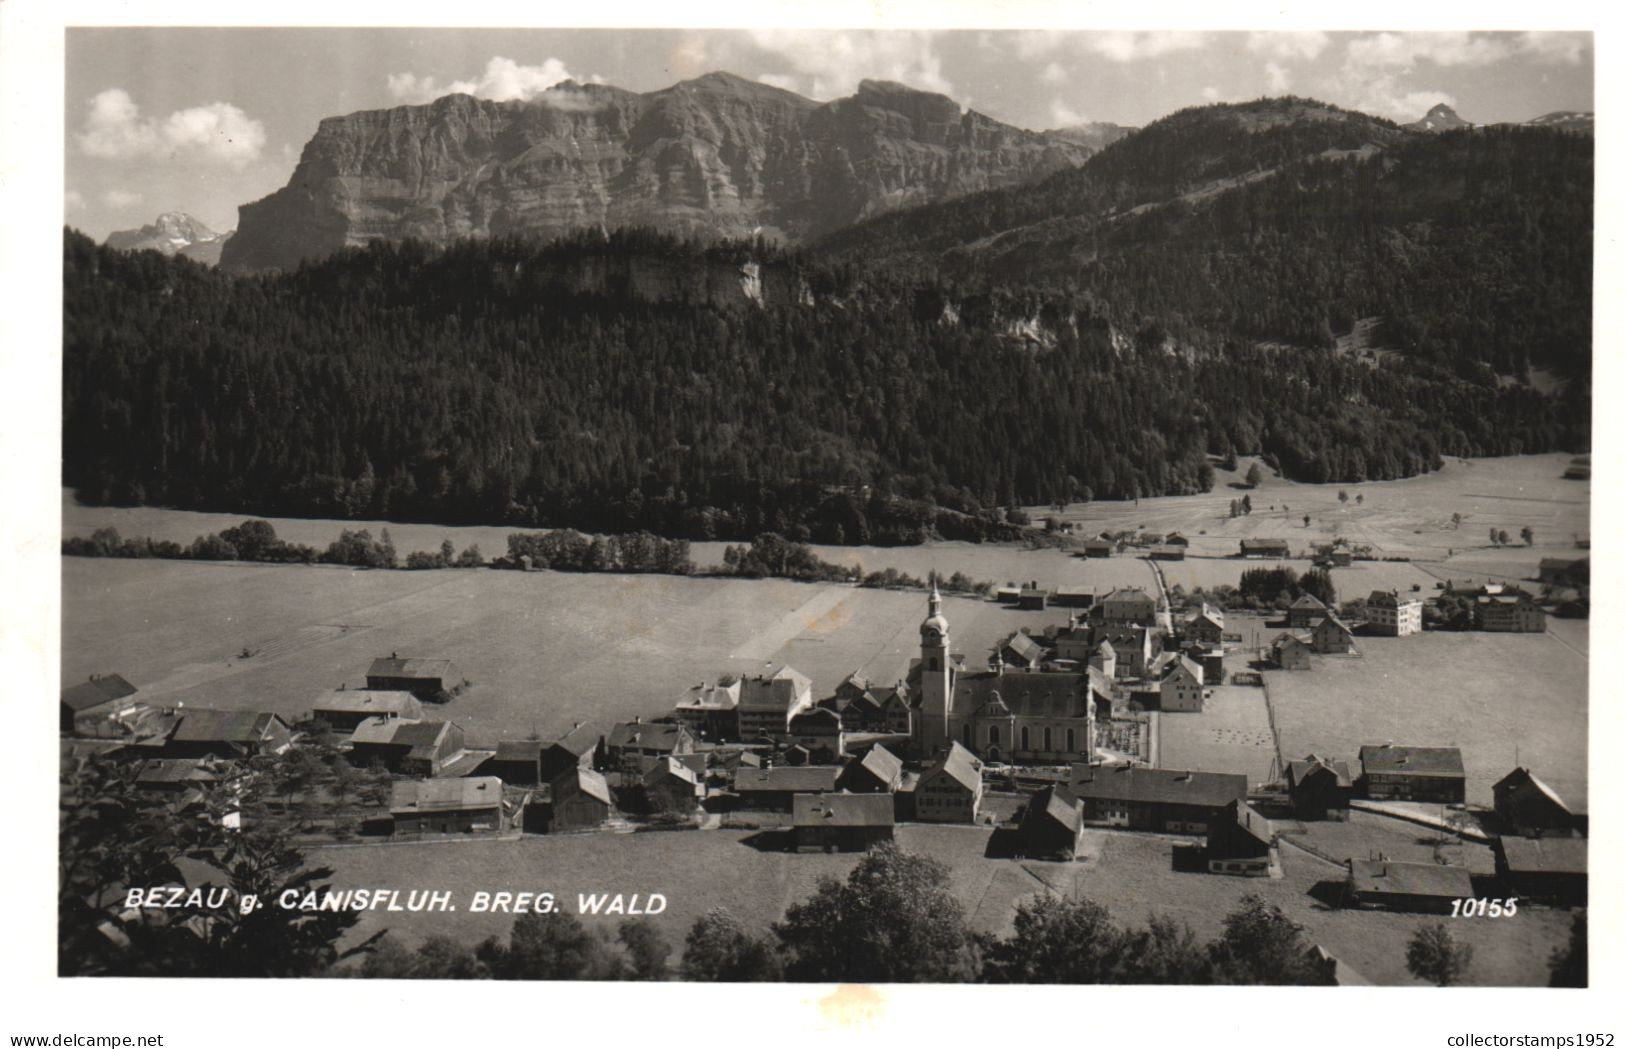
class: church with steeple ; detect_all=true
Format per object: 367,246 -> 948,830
910,583 -> 1097,765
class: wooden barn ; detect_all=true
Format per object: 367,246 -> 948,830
365,656 -> 466,701
1015,785 -> 1085,860
1492,767 -> 1580,836
390,777 -> 505,837
792,793 -> 895,853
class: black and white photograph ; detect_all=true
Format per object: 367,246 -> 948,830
4,0 -> 1619,1040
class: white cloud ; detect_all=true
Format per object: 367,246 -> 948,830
1341,70 -> 1457,121
757,73 -> 801,93
1247,32 -> 1329,61
100,190 -> 142,208
1517,31 -> 1590,65
77,88 -> 265,168
1201,86 -> 1221,102
1086,32 -> 1208,63
746,30 -> 952,100
65,190 -> 86,212
1049,98 -> 1084,126
1264,61 -> 1291,93
386,56 -> 579,104
1346,32 -> 1514,69
1040,62 -> 1068,86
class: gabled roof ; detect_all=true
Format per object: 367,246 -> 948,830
925,741 -> 982,792
674,680 -> 740,712
1241,538 -> 1290,551
367,657 -> 456,680
850,744 -> 903,788
1366,589 -> 1418,608
1358,744 -> 1464,778
1230,803 -> 1274,847
1188,607 -> 1224,629
1102,587 -> 1155,605
790,707 -> 844,730
1315,614 -> 1353,635
349,716 -> 410,746
493,740 -> 543,763
136,757 -> 230,786
61,674 -> 139,712
1497,835 -> 1587,875
1022,784 -> 1081,833
1493,767 -> 1573,814
1272,632 -> 1312,649
390,777 -> 502,815
545,723 -> 599,757
1290,593 -> 1327,610
1069,764 -> 1248,808
793,792 -> 894,828
1004,632 -> 1046,664
642,755 -> 701,790
170,708 -> 288,744
606,720 -> 689,751
1347,859 -> 1473,899
313,690 -> 423,719
1288,755 -> 1352,788
737,664 -> 812,711
734,766 -> 840,793
553,767 -> 612,806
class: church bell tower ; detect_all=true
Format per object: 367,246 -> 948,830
918,582 -> 953,754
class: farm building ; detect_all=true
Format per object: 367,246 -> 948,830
1476,592 -> 1546,632
786,707 -> 845,762
733,766 -> 839,811
604,719 -> 695,772
792,793 -> 895,853
736,663 -> 814,739
390,777 -> 505,837
1365,590 -> 1423,637
365,656 -> 465,701
995,586 -> 1022,604
1068,764 -> 1248,834
542,767 -> 614,833
672,678 -> 741,741
1494,836 -> 1587,906
1345,859 -> 1473,913
1018,587 -> 1049,611
347,718 -> 465,776
164,708 -> 292,760
1240,539 -> 1290,558
1001,631 -> 1047,671
134,756 -> 235,794
311,689 -> 423,732
914,742 -> 983,823
1093,625 -> 1155,678
837,743 -> 904,794
1286,755 -> 1352,820
539,724 -> 598,782
1185,645 -> 1225,686
486,740 -> 544,785
1492,767 -> 1580,836
60,673 -> 140,735
1206,801 -> 1281,877
1149,545 -> 1185,561
1082,538 -> 1115,558
1311,615 -> 1355,654
1015,785 -> 1086,860
1286,593 -> 1328,629
642,755 -> 705,814
1270,633 -> 1313,671
1164,532 -> 1190,547
1357,744 -> 1465,803
1097,587 -> 1158,627
1185,606 -> 1225,647
1052,587 -> 1093,609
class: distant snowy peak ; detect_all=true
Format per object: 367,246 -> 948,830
104,212 -> 233,265
1405,103 -> 1593,135
1404,103 -> 1473,132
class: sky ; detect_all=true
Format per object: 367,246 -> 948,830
64,27 -> 1594,240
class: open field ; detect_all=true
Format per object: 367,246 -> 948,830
62,559 -> 1060,747
1157,685 -> 1278,785
1266,631 -> 1587,808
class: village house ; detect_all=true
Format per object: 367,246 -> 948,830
1015,785 -> 1086,860
1206,801 -> 1281,877
1082,538 -> 1115,558
1311,614 -> 1355,654
1286,755 -> 1353,820
1366,589 -> 1423,637
486,740 -> 545,785
604,718 -> 695,774
539,723 -> 598,782
1240,538 -> 1291,559
736,663 -> 814,740
1358,744 -> 1466,803
912,586 -> 1096,764
1149,544 -> 1185,561
1270,633 -> 1313,670
1051,616 -> 1095,662
390,777 -> 505,837
837,743 -> 904,794
1494,836 -> 1587,906
780,743 -> 813,766
1493,767 -> 1580,837
347,717 -> 465,776
311,689 -> 424,732
1345,858 -> 1473,913
1018,586 -> 1049,611
1475,591 -> 1546,632
792,793 -> 895,853
786,707 -> 845,762
914,741 -> 983,823
1088,639 -> 1118,680
60,673 -> 141,735
1068,764 -> 1248,834
1097,587 -> 1158,627
542,767 -> 613,833
1153,654 -> 1205,713
1185,606 -> 1225,647
1093,625 -> 1155,678
365,656 -> 466,702
1286,593 -> 1328,629
641,755 -> 705,815
1052,586 -> 1093,609
1185,644 -> 1225,686
1164,532 -> 1190,547
163,708 -> 293,760
672,678 -> 741,740
732,766 -> 840,811
1001,631 -> 1047,671
823,673 -> 912,736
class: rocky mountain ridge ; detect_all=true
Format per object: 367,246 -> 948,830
104,212 -> 233,265
221,72 -> 1112,273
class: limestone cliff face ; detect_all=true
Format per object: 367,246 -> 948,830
221,73 -> 1099,273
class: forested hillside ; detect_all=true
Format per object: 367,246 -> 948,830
63,223 -> 1579,543
818,98 -> 1593,381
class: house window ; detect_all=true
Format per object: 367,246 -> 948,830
1020,726 -> 1030,750
988,726 -> 1000,746
961,724 -> 971,746
1043,727 -> 1052,751
1066,728 -> 1076,752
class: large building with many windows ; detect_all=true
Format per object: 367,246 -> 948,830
1366,589 -> 1422,636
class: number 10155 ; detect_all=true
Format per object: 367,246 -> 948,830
1451,897 -> 1518,917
